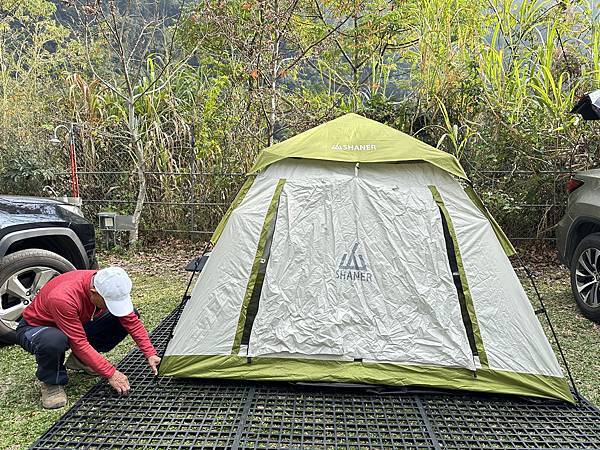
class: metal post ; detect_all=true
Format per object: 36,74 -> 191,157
189,123 -> 196,237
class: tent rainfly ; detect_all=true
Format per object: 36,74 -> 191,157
160,114 -> 573,403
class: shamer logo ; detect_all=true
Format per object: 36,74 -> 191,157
336,242 -> 373,282
331,144 -> 376,151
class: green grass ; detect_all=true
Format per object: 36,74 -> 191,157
0,251 -> 598,450
526,269 -> 600,403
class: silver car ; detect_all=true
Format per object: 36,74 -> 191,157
556,169 -> 600,322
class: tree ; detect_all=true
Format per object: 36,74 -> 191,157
180,0 -> 353,147
0,0 -> 82,192
297,1 -> 414,112
68,0 -> 198,243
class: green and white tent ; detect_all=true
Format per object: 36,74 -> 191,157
160,114 -> 573,403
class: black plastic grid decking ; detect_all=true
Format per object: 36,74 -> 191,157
31,307 -> 600,450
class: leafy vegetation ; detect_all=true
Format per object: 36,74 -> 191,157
1,1 -> 600,237
0,0 -> 82,195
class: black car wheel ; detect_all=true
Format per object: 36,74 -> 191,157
571,233 -> 600,323
0,249 -> 75,344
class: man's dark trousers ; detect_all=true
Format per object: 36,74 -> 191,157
16,311 -> 131,385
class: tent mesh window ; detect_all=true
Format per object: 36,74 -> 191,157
31,307 -> 600,450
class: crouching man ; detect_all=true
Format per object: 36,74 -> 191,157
16,267 -> 160,409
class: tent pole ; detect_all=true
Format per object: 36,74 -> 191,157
515,252 -> 581,401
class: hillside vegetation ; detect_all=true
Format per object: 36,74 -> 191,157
1,0 -> 599,239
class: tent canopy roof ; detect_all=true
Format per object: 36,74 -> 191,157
250,113 -> 468,179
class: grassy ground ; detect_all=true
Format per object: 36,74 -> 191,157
0,244 -> 598,450
519,246 -> 600,403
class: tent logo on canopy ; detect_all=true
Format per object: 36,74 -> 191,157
336,242 -> 373,282
331,143 -> 377,151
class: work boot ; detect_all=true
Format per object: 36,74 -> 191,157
37,381 -> 67,409
65,353 -> 97,376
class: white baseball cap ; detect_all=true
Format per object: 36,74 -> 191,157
93,267 -> 134,317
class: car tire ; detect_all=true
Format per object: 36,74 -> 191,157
0,249 -> 75,345
570,233 -> 600,323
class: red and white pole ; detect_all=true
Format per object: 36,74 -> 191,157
68,124 -> 80,198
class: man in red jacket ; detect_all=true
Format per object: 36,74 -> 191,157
16,267 -> 160,409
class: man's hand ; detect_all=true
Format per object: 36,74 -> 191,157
108,370 -> 130,395
147,355 -> 161,376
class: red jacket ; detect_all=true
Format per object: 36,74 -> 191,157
23,270 -> 156,378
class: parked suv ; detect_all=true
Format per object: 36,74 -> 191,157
0,196 -> 96,344
556,169 -> 600,322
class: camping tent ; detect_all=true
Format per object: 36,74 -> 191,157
160,114 -> 573,403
